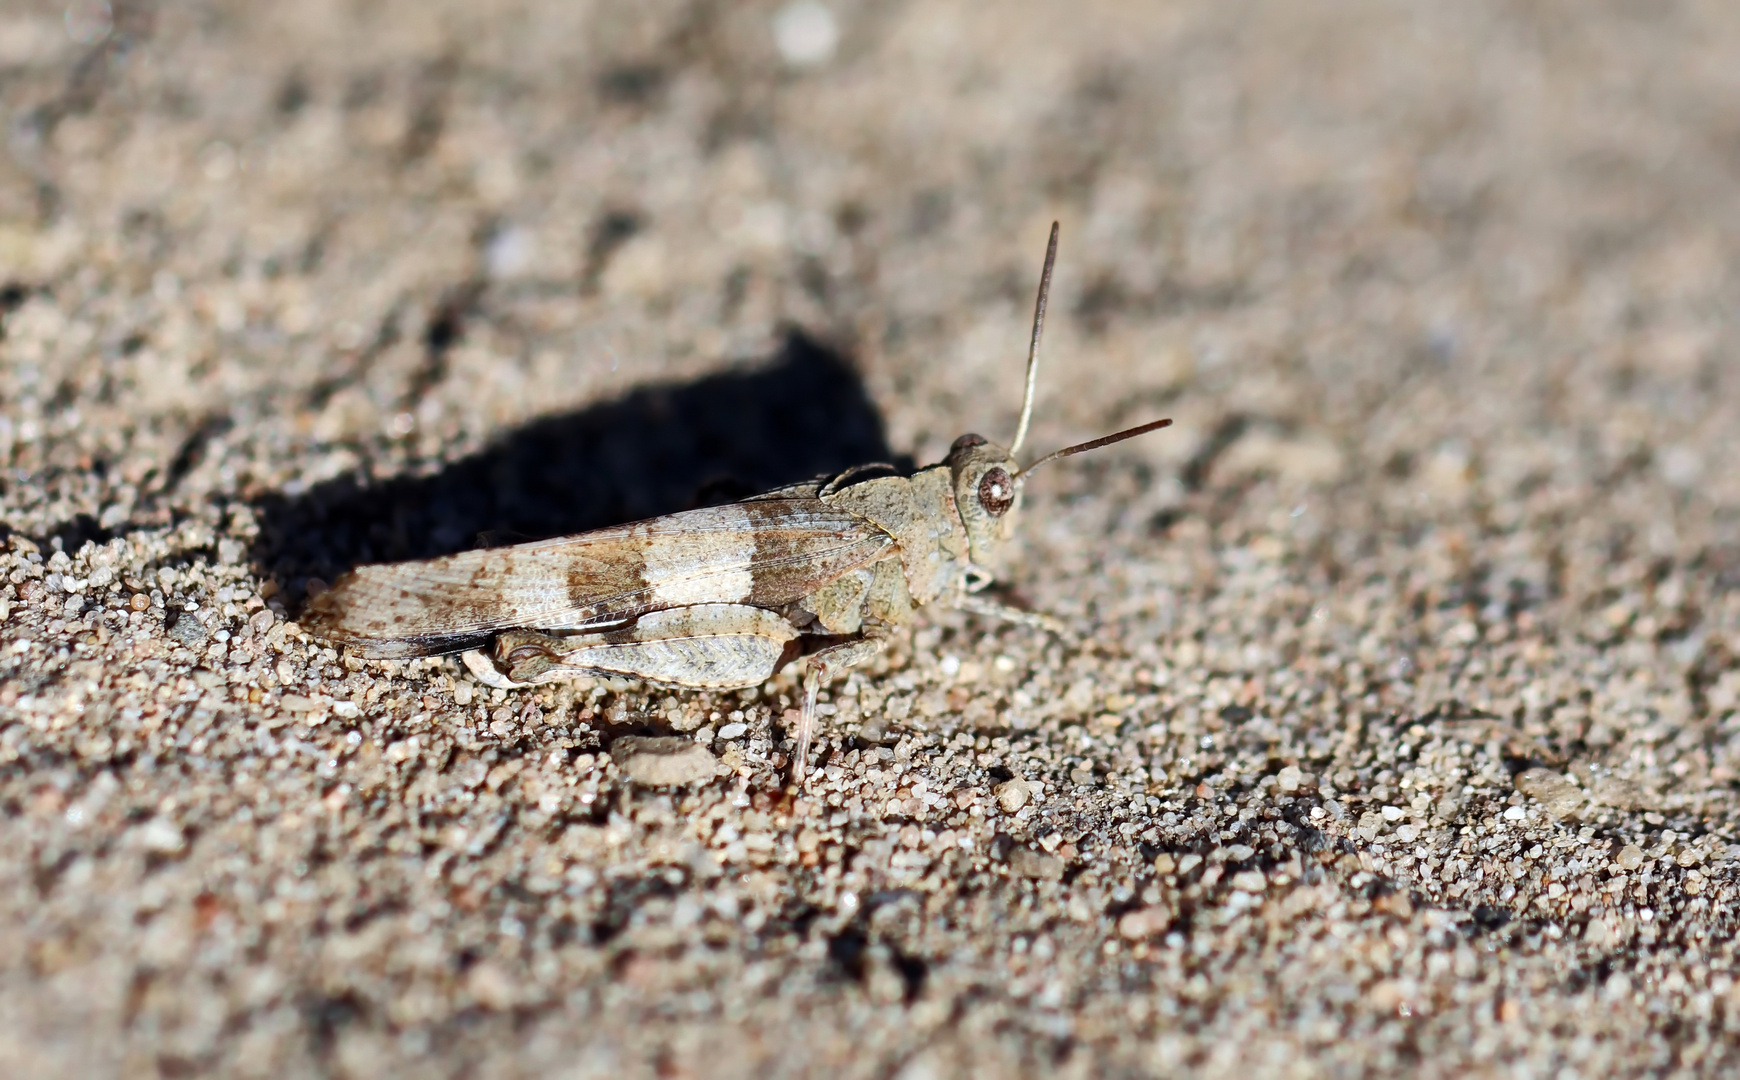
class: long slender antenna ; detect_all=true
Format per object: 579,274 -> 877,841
1009,221 -> 1060,457
1016,418 -> 1173,484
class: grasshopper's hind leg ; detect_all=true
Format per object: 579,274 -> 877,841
464,605 -> 800,693
463,647 -> 532,690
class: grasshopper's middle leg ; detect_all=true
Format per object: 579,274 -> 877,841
792,627 -> 895,786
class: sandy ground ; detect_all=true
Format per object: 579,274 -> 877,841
3,0 -> 1740,1076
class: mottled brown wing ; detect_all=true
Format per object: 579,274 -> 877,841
303,499 -> 894,658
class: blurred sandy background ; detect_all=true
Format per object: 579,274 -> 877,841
2,0 -> 1739,1076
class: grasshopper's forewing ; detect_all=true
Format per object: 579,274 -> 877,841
304,497 -> 895,658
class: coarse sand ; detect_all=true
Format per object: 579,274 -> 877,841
2,1 -> 1739,1076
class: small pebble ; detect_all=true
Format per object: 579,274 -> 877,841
772,1 -> 840,68
1118,905 -> 1176,940
168,613 -> 207,648
1515,768 -> 1586,820
612,736 -> 721,787
1008,847 -> 1064,881
134,818 -> 185,854
1590,776 -> 1654,812
994,778 -> 1031,813
1230,870 -> 1268,893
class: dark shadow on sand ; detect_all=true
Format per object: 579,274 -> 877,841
253,330 -> 902,607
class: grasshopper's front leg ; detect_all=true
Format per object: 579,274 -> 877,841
953,591 -> 1069,635
463,604 -> 801,691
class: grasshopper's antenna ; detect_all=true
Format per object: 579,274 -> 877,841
1009,221 -> 1060,458
1016,418 -> 1173,485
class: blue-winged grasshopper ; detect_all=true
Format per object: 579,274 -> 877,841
305,224 -> 1171,779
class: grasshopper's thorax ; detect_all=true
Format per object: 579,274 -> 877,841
815,433 -> 1019,610
943,433 -> 1021,570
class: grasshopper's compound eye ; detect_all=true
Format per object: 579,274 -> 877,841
978,467 -> 1014,516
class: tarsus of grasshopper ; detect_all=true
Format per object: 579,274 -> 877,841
791,672 -> 822,791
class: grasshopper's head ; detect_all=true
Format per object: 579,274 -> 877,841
945,433 -> 1022,567
948,222 -> 1173,574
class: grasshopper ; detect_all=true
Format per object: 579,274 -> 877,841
305,224 -> 1170,779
